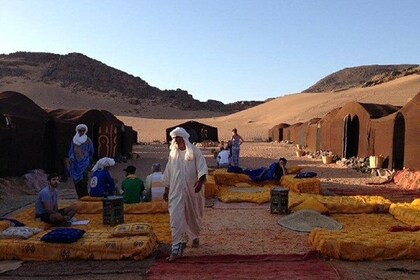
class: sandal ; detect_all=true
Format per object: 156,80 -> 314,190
166,242 -> 183,262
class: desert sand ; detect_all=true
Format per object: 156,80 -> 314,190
118,75 -> 420,142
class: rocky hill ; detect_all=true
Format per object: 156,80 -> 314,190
302,64 -> 420,93
0,52 -> 263,114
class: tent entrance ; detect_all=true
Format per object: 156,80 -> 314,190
392,113 -> 405,170
343,115 -> 359,158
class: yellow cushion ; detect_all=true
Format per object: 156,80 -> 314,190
281,175 -> 322,194
292,197 -> 329,214
111,223 -> 152,237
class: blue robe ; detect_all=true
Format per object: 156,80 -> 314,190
89,169 -> 116,197
68,138 -> 94,183
245,162 -> 283,182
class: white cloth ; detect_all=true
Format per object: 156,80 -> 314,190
169,127 -> 194,161
73,124 -> 88,145
163,141 -> 208,245
145,172 -> 165,201
217,150 -> 230,166
91,157 -> 115,172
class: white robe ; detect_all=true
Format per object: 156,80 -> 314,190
163,145 -> 208,245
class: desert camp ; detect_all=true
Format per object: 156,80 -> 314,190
1,2 -> 420,278
0,87 -> 419,279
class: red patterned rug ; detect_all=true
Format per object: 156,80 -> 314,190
147,253 -> 341,280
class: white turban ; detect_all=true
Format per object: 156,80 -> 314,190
92,157 -> 115,172
169,127 -> 194,160
73,124 -> 88,145
170,127 -> 190,139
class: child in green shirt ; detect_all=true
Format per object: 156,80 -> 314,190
122,165 -> 145,204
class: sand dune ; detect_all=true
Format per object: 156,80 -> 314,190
119,75 -> 420,142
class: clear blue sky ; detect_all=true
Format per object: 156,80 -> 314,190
1,0 -> 419,103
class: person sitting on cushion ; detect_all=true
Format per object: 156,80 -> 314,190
244,157 -> 288,182
89,157 -> 116,197
35,173 -> 76,225
122,165 -> 145,203
217,147 -> 231,167
143,163 -> 165,202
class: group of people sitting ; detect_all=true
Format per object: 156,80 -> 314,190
88,157 -> 165,203
35,160 -> 165,226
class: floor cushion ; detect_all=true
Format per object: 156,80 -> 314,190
111,223 -> 152,237
292,197 -> 329,214
41,228 -> 86,244
0,226 -> 42,239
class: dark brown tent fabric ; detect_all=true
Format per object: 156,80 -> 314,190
0,91 -> 52,177
324,102 -> 400,158
370,112 -> 398,169
46,109 -> 133,174
397,93 -> 420,170
303,118 -> 321,151
318,107 -> 341,152
100,110 -> 135,158
165,121 -> 218,143
282,122 -> 303,144
268,123 -> 290,142
121,125 -> 134,156
369,93 -> 419,170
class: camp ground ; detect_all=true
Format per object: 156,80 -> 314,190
0,92 -> 419,279
0,146 -> 419,279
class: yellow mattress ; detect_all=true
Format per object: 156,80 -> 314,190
280,175 -> 322,194
213,169 -> 258,186
218,186 -> 271,204
205,176 -> 220,198
289,193 -> 392,214
7,207 -> 172,245
0,229 -> 157,261
308,214 -> 420,261
74,200 -> 168,215
389,199 -> 420,226
212,166 -> 303,187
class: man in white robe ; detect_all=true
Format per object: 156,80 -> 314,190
163,127 -> 208,261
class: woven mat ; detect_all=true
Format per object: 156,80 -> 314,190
278,210 -> 343,233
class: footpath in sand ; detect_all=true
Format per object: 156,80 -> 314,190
1,143 -> 419,280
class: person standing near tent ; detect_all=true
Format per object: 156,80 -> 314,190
163,127 -> 208,262
69,124 -> 94,199
231,128 -> 244,167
